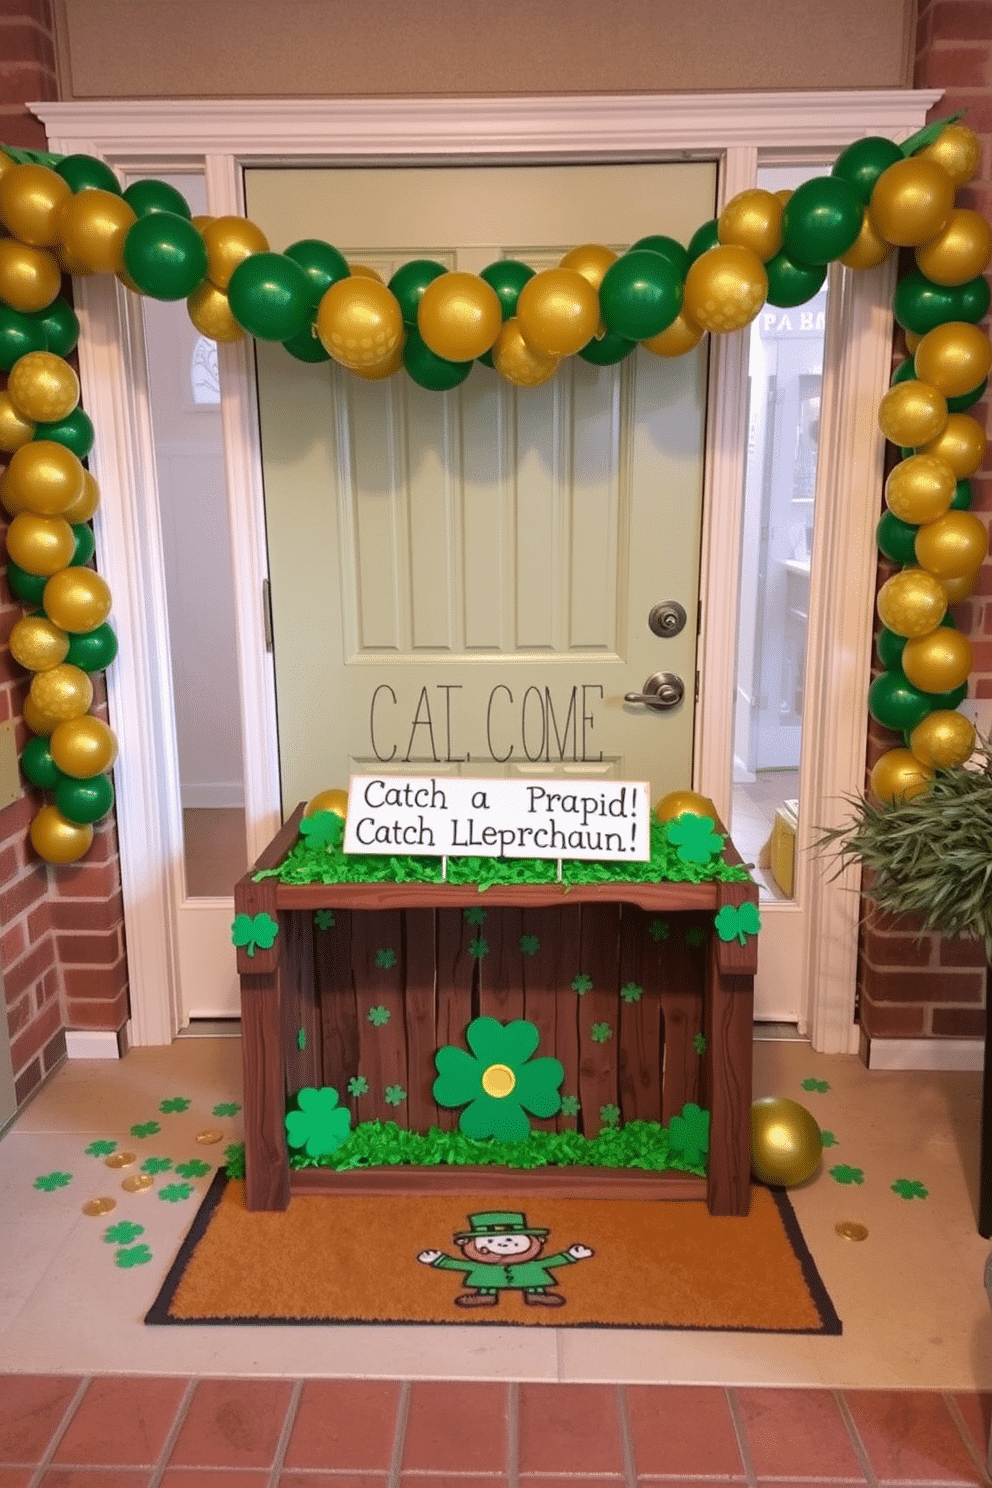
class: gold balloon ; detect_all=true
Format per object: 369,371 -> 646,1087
940,568 -> 980,603
23,694 -> 61,736
868,157 -> 955,246
750,1097 -> 822,1187
921,413 -> 987,479
909,710 -> 976,769
883,453 -> 955,524
5,511 -> 75,576
913,322 -> 992,400
352,340 -> 405,380
683,244 -> 767,333
491,318 -> 559,386
876,567 -> 948,637
870,747 -> 934,804
201,216 -> 269,290
914,509 -> 989,579
901,627 -> 972,694
61,470 -> 101,525
418,271 -> 504,361
43,567 -> 113,634
642,311 -> 705,357
877,379 -> 947,447
0,163 -> 71,247
5,440 -> 85,516
54,240 -> 94,277
50,714 -> 118,777
717,189 -> 784,262
917,121 -> 981,187
29,804 -> 94,864
30,663 -> 94,722
514,268 -> 600,358
655,789 -> 719,823
0,468 -> 26,518
839,210 -> 893,270
0,238 -> 61,311
915,209 -> 992,287
904,330 -> 923,355
559,243 -> 617,289
7,352 -> 80,425
8,614 -> 69,672
0,392 -> 35,452
187,280 -> 244,342
57,189 -> 136,275
316,278 -> 404,369
306,788 -> 349,818
348,263 -> 383,282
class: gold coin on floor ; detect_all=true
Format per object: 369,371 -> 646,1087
82,1196 -> 117,1216
196,1129 -> 224,1144
121,1173 -> 154,1193
104,1151 -> 136,1169
835,1220 -> 869,1241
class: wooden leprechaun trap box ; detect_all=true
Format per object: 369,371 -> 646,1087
233,800 -> 758,1217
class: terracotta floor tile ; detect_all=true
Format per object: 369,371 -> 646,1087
952,1391 -> 992,1463
734,1387 -> 866,1480
517,1383 -> 625,1476
282,1379 -> 401,1471
0,1470 -> 34,1488
158,1472 -> 271,1488
519,1479 -> 624,1487
39,1472 -> 151,1488
626,1384 -> 745,1477
166,1379 -> 295,1470
280,1476 -> 388,1488
401,1479 -> 508,1488
402,1381 -> 508,1474
844,1390 -> 982,1483
0,1374 -> 82,1462
52,1375 -> 187,1466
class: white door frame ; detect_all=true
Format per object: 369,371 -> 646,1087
36,89 -> 940,1053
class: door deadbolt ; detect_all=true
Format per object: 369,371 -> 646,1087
624,671 -> 685,711
648,600 -> 687,637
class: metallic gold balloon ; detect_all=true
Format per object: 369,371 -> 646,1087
683,244 -> 767,332
940,568 -> 980,603
868,158 -> 955,246
718,189 -> 784,262
515,268 -> 600,358
8,614 -> 69,671
914,509 -> 989,579
0,163 -> 72,247
870,747 -> 934,804
187,280 -> 245,342
29,804 -> 93,864
750,1097 -> 822,1187
7,352 -> 80,424
5,511 -> 75,576
876,567 -> 948,637
839,210 -> 893,270
909,709 -> 976,769
883,453 -> 956,524
61,470 -> 101,524
49,714 -> 118,777
418,271 -> 504,361
0,468 -> 26,518
913,322 -> 992,400
921,413 -> 987,479
316,278 -> 404,369
305,788 -> 349,818
30,663 -> 93,722
915,209 -> 992,287
655,789 -> 719,823
43,567 -> 113,634
57,189 -> 136,275
352,341 -> 405,380
0,238 -> 61,311
5,440 -> 85,516
877,379 -> 947,447
202,216 -> 269,290
559,243 -> 617,289
642,311 -> 705,357
917,121 -> 981,187
23,694 -> 61,736
901,627 -> 972,694
0,392 -> 35,452
349,263 -> 384,281
492,318 -> 559,386
904,330 -> 922,355
54,240 -> 94,277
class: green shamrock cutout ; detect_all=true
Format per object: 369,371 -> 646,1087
347,1075 -> 369,1097
685,926 -> 707,947
231,911 -> 279,957
367,1005 -> 391,1027
560,1094 -> 580,1117
384,1084 -> 406,1106
599,1103 -> 621,1127
213,1102 -> 241,1117
665,813 -> 725,864
829,1164 -> 864,1185
34,1171 -> 72,1191
298,810 -> 344,848
129,1121 -> 160,1139
714,901 -> 761,946
801,1078 -> 830,1093
668,1103 -> 710,1166
103,1221 -> 144,1245
158,1182 -> 195,1203
285,1086 -> 352,1157
85,1139 -> 116,1157
141,1157 -> 173,1175
225,1143 -> 244,1167
891,1177 -> 929,1200
620,981 -> 643,1003
648,918 -> 670,942
159,1097 -> 190,1113
434,1017 -> 563,1141
469,935 -> 489,959
519,934 -> 540,956
375,948 -> 397,969
115,1243 -> 152,1268
314,908 -> 336,929
820,1130 -> 838,1147
297,1027 -> 307,1051
174,1159 -> 210,1179
590,1022 -> 612,1044
464,907 -> 487,925
571,973 -> 592,995
692,1032 -> 707,1055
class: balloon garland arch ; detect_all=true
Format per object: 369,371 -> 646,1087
0,115 -> 988,862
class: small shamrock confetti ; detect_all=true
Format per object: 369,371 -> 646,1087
129,1121 -> 161,1139
891,1178 -> 929,1200
85,1140 -> 116,1157
692,1032 -> 707,1055
714,901 -> 762,945
620,981 -> 643,1003
375,947 -> 397,969
519,934 -> 540,956
103,1220 -> 144,1245
140,1157 -> 173,1175
801,1078 -> 830,1094
384,1084 -> 406,1106
348,1075 -> 369,1097
469,935 -> 489,959
231,910 -> 279,957
829,1164 -> 865,1186
590,1022 -> 613,1044
297,1027 -> 307,1051
668,1103 -> 711,1166
648,918 -> 670,942
299,810 -> 344,848
213,1102 -> 241,1117
571,973 -> 593,995
33,1171 -> 72,1191
820,1130 -> 838,1148
115,1243 -> 153,1268
174,1159 -> 211,1179
367,1005 -> 391,1027
599,1103 -> 621,1127
159,1097 -> 190,1114
464,907 -> 487,925
158,1182 -> 195,1203
560,1094 -> 581,1116
665,813 -> 725,864
314,908 -> 336,929
685,926 -> 707,947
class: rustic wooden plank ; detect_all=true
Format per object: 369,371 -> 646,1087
280,911 -> 320,1097
649,915 -> 705,1124
291,1166 -> 706,1202
520,906 -> 564,1133
233,863 -> 283,976
434,908 -> 475,1130
316,908 -> 360,1118
240,971 -> 290,1212
713,878 -> 760,977
704,927 -> 754,1217
553,905 -> 584,1131
576,904 -> 621,1136
276,879 -> 719,914
617,905 -> 663,1125
403,908 -> 438,1133
478,906 -> 526,1022
351,910 -> 408,1125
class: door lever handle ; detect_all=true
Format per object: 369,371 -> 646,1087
623,671 -> 685,711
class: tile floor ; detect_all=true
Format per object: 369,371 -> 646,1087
1,1033 -> 992,1485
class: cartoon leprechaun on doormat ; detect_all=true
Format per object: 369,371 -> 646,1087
417,1210 -> 594,1308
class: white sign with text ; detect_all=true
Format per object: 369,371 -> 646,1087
343,775 -> 651,862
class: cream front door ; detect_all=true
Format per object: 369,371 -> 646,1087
247,163 -> 715,814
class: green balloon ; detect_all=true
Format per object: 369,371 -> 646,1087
479,260 -> 535,321
34,408 -> 94,459
123,213 -> 208,301
764,252 -> 827,308
599,249 -> 682,340
781,177 -> 862,265
876,627 -> 906,671
830,136 -> 903,205
282,323 -> 331,362
890,357 -> 915,387
951,480 -> 972,511
876,510 -> 919,564
26,298 -> 79,359
578,329 -> 636,365
402,327 -> 472,390
0,305 -> 47,371
122,178 -> 192,219
928,681 -> 968,709
868,669 -> 933,732
687,219 -> 719,264
5,561 -> 47,605
284,239 -> 350,305
630,235 -> 689,282
70,523 -> 96,567
20,736 -> 65,790
55,153 -> 121,195
951,275 -> 991,324
228,252 -> 313,342
388,260 -> 448,328
55,773 -> 115,825
948,378 -> 987,413
66,623 -> 118,672
894,271 -> 961,335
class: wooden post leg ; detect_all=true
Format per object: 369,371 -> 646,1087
705,880 -> 757,1217
241,970 -> 290,1212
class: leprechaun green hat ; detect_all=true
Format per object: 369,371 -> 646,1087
455,1210 -> 549,1240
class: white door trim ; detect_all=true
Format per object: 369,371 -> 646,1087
36,89 -> 940,1053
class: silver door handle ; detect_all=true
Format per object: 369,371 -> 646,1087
624,672 -> 685,711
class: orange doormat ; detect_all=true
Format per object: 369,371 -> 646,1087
146,1172 -> 840,1332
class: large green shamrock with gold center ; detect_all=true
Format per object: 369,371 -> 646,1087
664,813 -> 725,865
285,1086 -> 352,1157
433,1017 -> 564,1142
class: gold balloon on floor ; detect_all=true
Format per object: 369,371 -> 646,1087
202,216 -> 269,290
868,157 -> 955,246
718,188 -> 784,262
515,268 -> 600,357
870,747 -> 934,803
918,121 -> 981,187
29,664 -> 93,723
305,788 -> 349,818
316,278 -> 404,369
901,627 -> 972,694
57,189 -> 136,275
187,280 -> 244,342
876,567 -> 948,637
30,804 -> 94,865
839,211 -> 893,270
683,244 -> 767,332
915,209 -> 992,286
914,509 -> 989,580
913,322 -> 992,401
8,614 -> 69,672
876,379 -> 947,447
909,710 -> 976,769
61,470 -> 101,525
0,238 -> 61,311
559,243 -> 617,290
7,352 -> 80,426
655,789 -> 719,823
0,162 -> 71,247
921,413 -> 988,479
750,1097 -> 822,1187
42,568 -> 113,634
492,319 -> 560,387
883,453 -> 955,525
5,511 -> 76,576
23,694 -> 61,736
418,271 -> 503,361
0,392 -> 35,453
49,714 -> 118,777
642,311 -> 705,357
